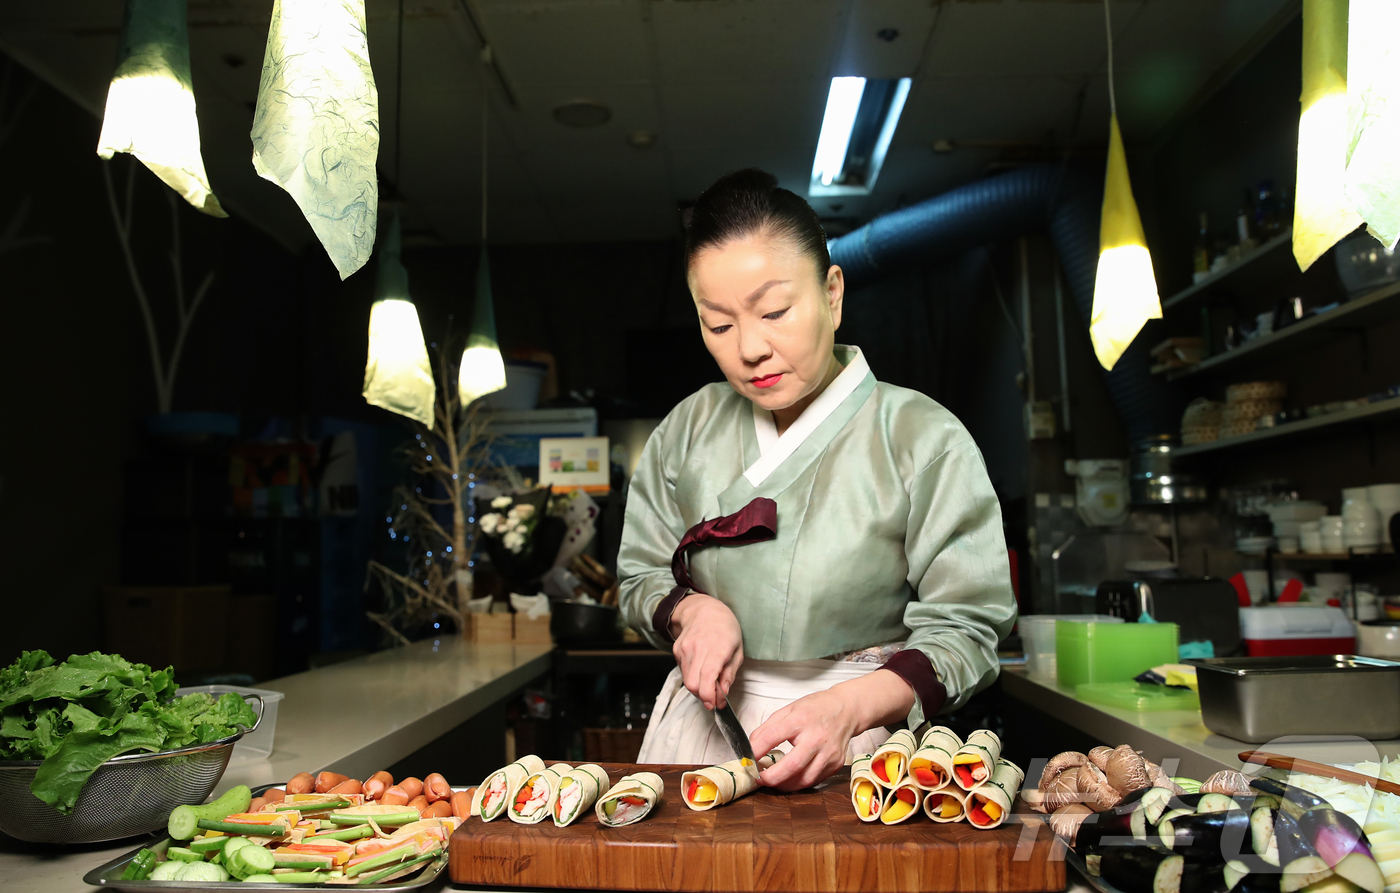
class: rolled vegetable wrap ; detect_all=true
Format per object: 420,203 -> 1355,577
552,764 -> 610,827
952,729 -> 1002,791
596,772 -> 664,827
909,726 -> 962,791
509,762 -> 572,825
682,751 -> 782,811
924,788 -> 967,823
965,758 -> 1025,830
474,755 -> 545,822
850,755 -> 884,823
870,728 -> 917,790
880,781 -> 922,825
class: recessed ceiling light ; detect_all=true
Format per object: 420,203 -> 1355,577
627,129 -> 658,148
552,100 -> 611,128
809,76 -> 912,196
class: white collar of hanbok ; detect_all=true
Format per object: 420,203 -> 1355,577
744,345 -> 870,487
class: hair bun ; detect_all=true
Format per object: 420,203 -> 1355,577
707,168 -> 779,197
685,168 -> 830,276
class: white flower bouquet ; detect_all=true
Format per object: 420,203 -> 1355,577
475,487 -> 567,588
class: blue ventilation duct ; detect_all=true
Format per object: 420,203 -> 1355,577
828,164 -> 1182,442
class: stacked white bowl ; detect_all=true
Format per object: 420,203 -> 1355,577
1343,487 -> 1383,553
1267,501 -> 1326,554
1367,484 -> 1400,546
1299,520 -> 1324,553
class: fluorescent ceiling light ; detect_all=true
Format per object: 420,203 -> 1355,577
810,76 -> 911,196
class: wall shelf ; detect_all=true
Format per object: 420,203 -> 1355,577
1161,230 -> 1296,311
1166,281 -> 1400,380
1174,394 -> 1400,458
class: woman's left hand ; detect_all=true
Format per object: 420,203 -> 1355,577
748,687 -> 861,791
748,668 -> 918,792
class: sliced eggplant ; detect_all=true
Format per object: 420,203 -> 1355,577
1077,793 -> 1156,855
1298,879 -> 1361,893
1282,859 -> 1339,893
1279,811 -> 1337,892
1253,808 -> 1280,867
1100,844 -> 1187,893
1160,809 -> 1255,861
1296,809 -> 1384,893
1163,808 -> 1197,824
1199,794 -> 1246,814
1143,787 -> 1177,824
1087,854 -> 1103,877
1249,775 -> 1331,820
1183,860 -> 1231,893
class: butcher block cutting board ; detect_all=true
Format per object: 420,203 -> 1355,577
448,762 -> 1064,893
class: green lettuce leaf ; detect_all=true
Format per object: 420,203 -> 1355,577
30,711 -> 165,812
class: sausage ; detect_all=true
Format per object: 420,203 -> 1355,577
451,789 -> 474,819
407,795 -> 429,816
398,777 -> 424,800
263,788 -> 287,803
247,796 -> 269,813
315,771 -> 349,794
287,772 -> 316,794
425,800 -> 454,818
328,778 -> 363,795
364,771 -> 393,801
380,785 -> 411,807
423,773 -> 452,803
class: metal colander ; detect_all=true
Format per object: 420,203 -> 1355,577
0,695 -> 261,844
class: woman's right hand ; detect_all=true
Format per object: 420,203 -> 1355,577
668,592 -> 744,710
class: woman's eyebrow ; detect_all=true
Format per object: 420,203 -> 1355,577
697,279 -> 790,313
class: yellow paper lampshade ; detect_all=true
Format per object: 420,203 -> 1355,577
96,0 -> 225,217
1344,0 -> 1400,250
363,216 -> 435,427
458,246 -> 507,406
1090,114 -> 1161,371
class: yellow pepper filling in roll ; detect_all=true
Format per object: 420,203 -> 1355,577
853,780 -> 877,818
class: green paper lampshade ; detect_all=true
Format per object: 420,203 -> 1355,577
458,245 -> 507,405
363,215 -> 435,427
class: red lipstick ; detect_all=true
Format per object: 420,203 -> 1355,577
750,373 -> 782,389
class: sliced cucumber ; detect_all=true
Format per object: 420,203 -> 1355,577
232,844 -> 276,876
149,861 -> 183,881
166,846 -> 202,863
189,835 -> 229,854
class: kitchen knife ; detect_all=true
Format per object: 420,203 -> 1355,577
713,702 -> 755,762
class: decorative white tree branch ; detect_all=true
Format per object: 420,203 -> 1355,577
101,157 -> 218,414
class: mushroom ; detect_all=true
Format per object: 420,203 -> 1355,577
1076,762 -> 1124,811
1039,751 -> 1091,792
1143,759 -> 1187,795
1022,787 -> 1049,814
1200,770 -> 1253,796
1088,746 -> 1115,770
1103,744 -> 1153,794
1049,803 -> 1095,846
1042,767 -> 1084,812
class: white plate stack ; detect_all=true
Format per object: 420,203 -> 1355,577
1266,501 -> 1326,554
1320,516 -> 1346,553
1367,484 -> 1400,546
1343,487 -> 1382,553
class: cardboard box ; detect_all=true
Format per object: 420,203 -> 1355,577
513,615 -> 552,644
466,613 -> 514,643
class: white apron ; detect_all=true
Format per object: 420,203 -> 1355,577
637,657 -> 894,765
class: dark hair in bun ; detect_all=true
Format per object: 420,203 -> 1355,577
685,168 -> 830,278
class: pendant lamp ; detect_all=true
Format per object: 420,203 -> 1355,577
363,214 -> 435,427
1293,0 -> 1362,270
458,50 -> 507,406
97,0 -> 225,217
1344,0 -> 1400,249
251,0 -> 379,280
1089,0 -> 1160,371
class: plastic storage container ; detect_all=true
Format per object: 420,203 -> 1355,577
1020,614 -> 1124,679
175,684 -> 283,762
1238,606 -> 1356,657
1056,621 -> 1179,689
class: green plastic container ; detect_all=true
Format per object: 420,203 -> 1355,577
1055,621 -> 1179,689
1074,682 -> 1199,711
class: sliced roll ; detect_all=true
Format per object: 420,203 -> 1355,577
850,755 -> 885,823
880,781 -> 923,825
682,751 -> 782,811
870,728 -> 918,790
952,729 -> 1002,791
909,726 -> 962,791
508,762 -> 572,825
474,755 -> 545,822
923,787 -> 967,823
552,764 -> 610,827
596,771 -> 664,827
965,758 -> 1025,830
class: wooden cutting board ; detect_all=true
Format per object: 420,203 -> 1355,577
448,762 -> 1065,892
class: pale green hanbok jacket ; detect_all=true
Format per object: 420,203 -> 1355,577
617,345 -> 1017,726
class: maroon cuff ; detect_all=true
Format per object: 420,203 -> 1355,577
650,585 -> 693,644
880,650 -> 947,717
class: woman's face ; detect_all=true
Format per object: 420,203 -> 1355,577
690,231 -> 844,413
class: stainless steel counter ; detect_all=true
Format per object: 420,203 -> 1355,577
1001,665 -> 1400,778
0,638 -> 553,892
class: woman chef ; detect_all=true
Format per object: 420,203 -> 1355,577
618,169 -> 1017,791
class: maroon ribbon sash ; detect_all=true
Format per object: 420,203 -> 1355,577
670,497 -> 778,590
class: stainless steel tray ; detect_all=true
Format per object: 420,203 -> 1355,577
81,781 -> 450,892
1189,655 -> 1400,743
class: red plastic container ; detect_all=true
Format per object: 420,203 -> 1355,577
1239,606 -> 1356,658
1244,636 -> 1357,657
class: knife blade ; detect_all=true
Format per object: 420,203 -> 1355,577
713,702 -> 755,762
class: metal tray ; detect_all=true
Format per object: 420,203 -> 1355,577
1189,655 -> 1400,743
81,781 -> 451,892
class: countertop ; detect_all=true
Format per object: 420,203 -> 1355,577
1001,665 -> 1400,778
1,638 -> 553,893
